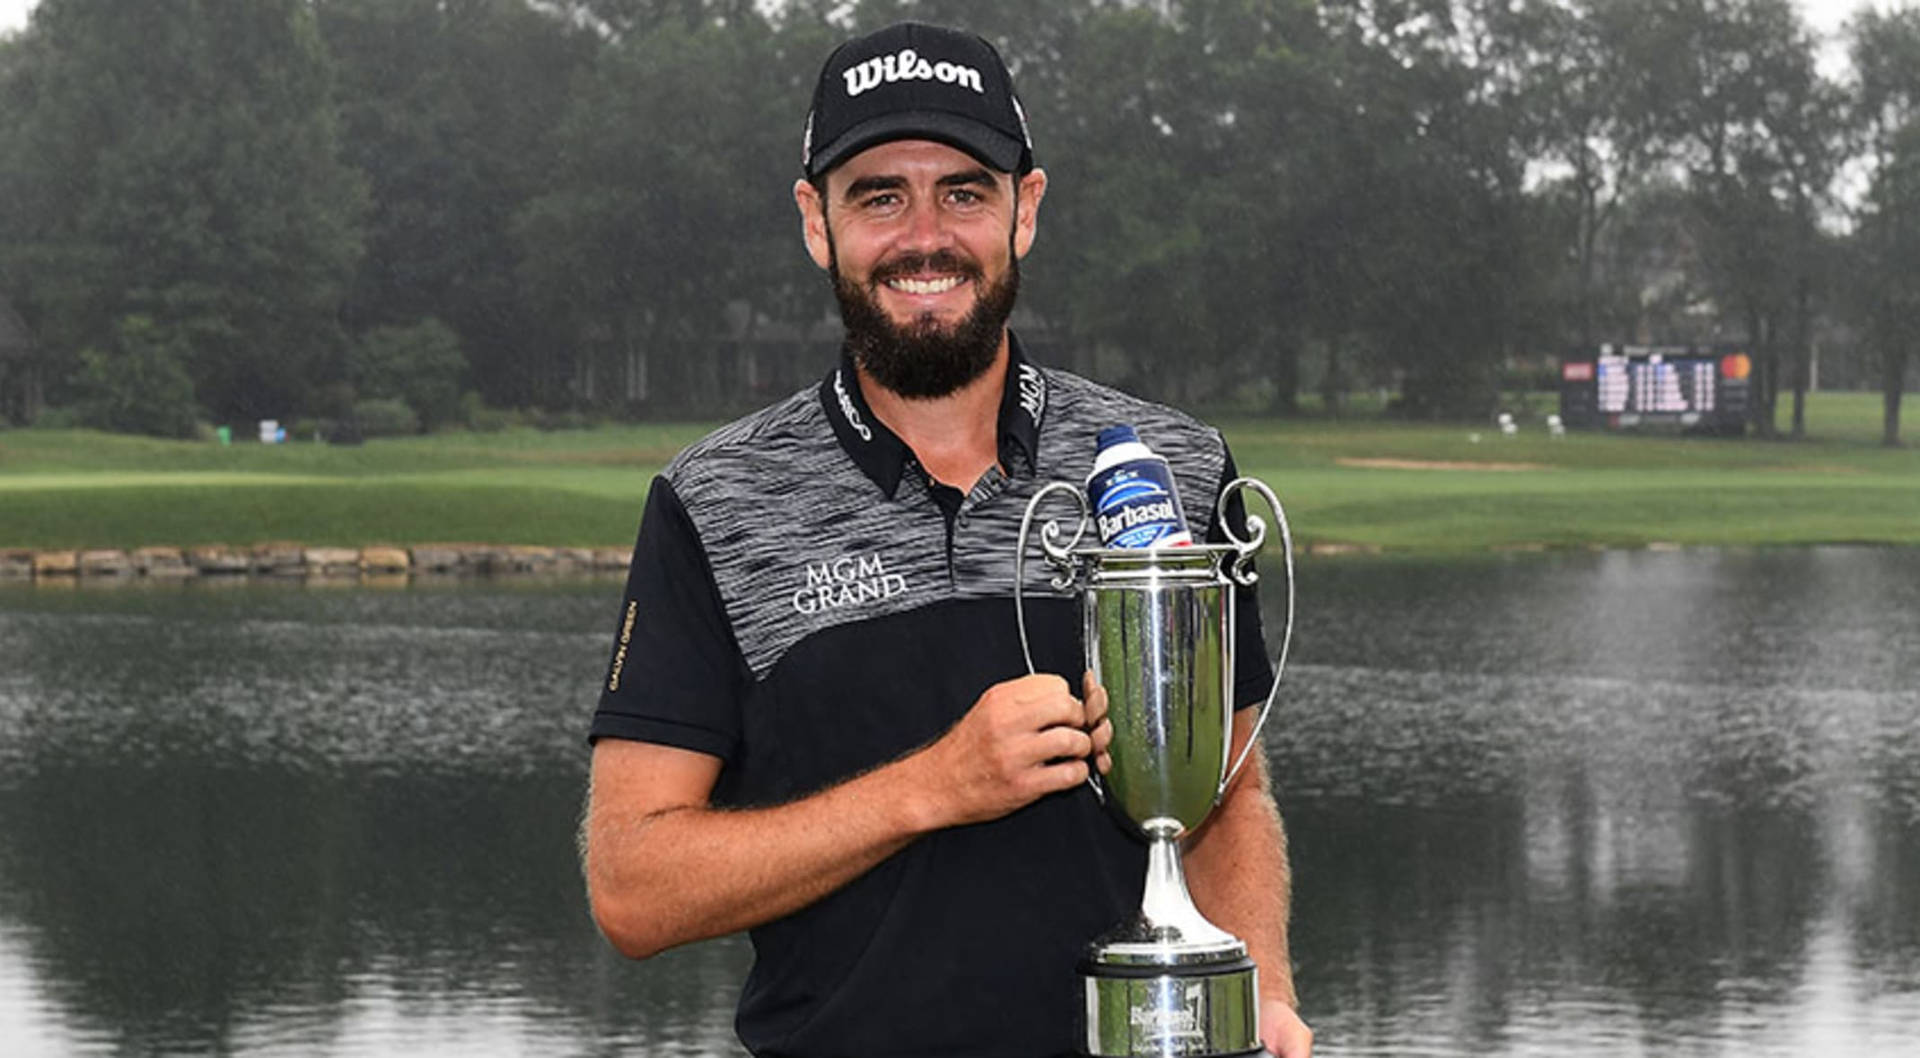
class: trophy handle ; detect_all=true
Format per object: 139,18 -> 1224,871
1014,482 -> 1100,802
1014,481 -> 1089,675
1216,476 -> 1296,799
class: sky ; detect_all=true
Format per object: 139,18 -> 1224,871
0,0 -> 1896,38
1797,0 -> 1900,35
0,0 -> 1897,82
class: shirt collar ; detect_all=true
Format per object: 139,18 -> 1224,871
818,332 -> 1049,499
997,332 -> 1046,477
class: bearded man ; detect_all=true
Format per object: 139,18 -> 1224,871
583,21 -> 1312,1058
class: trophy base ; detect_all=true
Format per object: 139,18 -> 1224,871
1077,954 -> 1261,1057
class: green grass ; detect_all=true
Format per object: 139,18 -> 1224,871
1,392 -> 1913,553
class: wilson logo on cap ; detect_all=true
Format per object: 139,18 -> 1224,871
843,47 -> 985,98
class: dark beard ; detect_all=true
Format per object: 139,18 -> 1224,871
831,247 -> 1020,400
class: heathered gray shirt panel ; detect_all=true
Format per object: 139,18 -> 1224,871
664,367 -> 1229,679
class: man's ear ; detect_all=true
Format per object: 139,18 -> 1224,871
1013,167 -> 1048,260
794,178 -> 833,270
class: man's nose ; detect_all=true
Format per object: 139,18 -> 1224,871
897,196 -> 953,252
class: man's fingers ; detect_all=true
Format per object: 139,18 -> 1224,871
997,673 -> 1085,730
1034,757 -> 1090,792
1011,672 -> 1070,699
1262,1002 -> 1313,1058
1081,671 -> 1108,726
1035,723 -> 1093,762
1089,718 -> 1113,755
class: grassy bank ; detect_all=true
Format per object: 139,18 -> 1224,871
2,392 -> 1914,554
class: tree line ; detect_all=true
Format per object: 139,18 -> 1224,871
0,0 -> 1916,444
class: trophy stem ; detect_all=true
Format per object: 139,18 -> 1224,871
1093,822 -> 1243,965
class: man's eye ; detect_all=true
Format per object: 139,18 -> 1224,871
948,188 -> 984,205
862,192 -> 901,209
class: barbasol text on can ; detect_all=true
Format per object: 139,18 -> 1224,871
1086,425 -> 1194,549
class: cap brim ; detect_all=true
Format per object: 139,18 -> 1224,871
807,110 -> 1026,178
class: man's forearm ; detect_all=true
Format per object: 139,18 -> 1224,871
586,745 -> 941,959
1182,720 -> 1296,1007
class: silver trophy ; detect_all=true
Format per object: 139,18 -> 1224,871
1016,477 -> 1295,1058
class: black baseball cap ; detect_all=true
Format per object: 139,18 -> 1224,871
802,22 -> 1034,179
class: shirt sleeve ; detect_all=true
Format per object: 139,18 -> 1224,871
1206,444 -> 1277,711
588,475 -> 747,759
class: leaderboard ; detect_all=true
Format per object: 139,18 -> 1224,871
1560,344 -> 1750,434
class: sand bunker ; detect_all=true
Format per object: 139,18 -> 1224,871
1335,457 -> 1549,471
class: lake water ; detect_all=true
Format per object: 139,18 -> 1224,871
1,548 -> 1918,1056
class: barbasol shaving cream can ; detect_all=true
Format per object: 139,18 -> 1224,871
1086,425 -> 1194,549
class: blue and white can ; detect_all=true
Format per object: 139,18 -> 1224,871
1086,425 -> 1193,549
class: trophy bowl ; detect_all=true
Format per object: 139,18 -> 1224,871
1084,546 -> 1234,840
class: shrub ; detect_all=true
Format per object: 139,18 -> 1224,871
351,318 -> 468,430
469,406 -> 517,433
535,408 -> 591,431
323,418 -> 361,446
458,390 -> 516,433
351,397 -> 420,438
30,405 -> 83,430
71,315 -> 202,438
307,381 -> 357,420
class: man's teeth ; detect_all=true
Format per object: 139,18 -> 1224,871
887,276 -> 963,295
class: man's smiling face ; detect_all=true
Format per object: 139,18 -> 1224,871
798,139 -> 1046,399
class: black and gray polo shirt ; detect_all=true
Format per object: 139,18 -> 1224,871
591,335 -> 1272,1057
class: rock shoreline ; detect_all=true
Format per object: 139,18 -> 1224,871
1,544 -> 633,583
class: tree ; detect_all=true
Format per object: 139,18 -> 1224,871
988,0 -> 1334,410
0,0 -> 365,423
1652,0 -> 1837,438
1481,0 -> 1669,352
1305,0 -> 1546,418
0,27 -> 55,424
315,0 -> 592,410
1597,177 -> 1721,345
1036,4 -> 1207,400
1846,6 -> 1920,447
1850,129 -> 1920,447
518,3 -> 816,414
1177,0 -> 1330,412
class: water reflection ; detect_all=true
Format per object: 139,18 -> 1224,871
0,579 -> 750,1056
0,549 -> 1917,1055
1278,548 -> 1920,1056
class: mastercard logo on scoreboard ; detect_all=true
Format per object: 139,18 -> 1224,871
1720,353 -> 1751,380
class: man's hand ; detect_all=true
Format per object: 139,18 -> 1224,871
1262,997 -> 1312,1058
913,672 -> 1112,828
